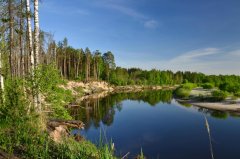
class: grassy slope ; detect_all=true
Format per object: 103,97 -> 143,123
0,65 -> 116,159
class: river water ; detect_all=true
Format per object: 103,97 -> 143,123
71,90 -> 240,159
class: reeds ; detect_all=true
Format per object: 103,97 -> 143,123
204,115 -> 214,159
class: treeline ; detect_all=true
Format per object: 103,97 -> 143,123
44,37 -> 240,86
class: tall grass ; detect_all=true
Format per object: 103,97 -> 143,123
0,65 -> 116,158
204,116 -> 214,159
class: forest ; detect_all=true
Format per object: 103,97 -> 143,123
0,0 -> 240,158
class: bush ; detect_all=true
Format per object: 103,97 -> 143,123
234,92 -> 240,97
211,90 -> 228,101
201,83 -> 214,89
174,88 -> 191,99
181,83 -> 197,90
219,82 -> 240,93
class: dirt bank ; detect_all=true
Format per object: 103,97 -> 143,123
60,81 -> 176,102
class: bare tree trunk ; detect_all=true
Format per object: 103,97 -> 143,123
34,0 -> 40,111
34,0 -> 39,68
26,0 -> 36,112
76,53 -> 80,79
26,0 -> 34,73
85,56 -> 88,82
19,0 -> 24,77
8,0 -> 14,77
64,52 -> 67,78
68,53 -> 70,79
0,40 -> 4,100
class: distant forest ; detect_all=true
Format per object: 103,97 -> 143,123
48,37 -> 240,86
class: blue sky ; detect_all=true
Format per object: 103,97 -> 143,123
39,0 -> 240,75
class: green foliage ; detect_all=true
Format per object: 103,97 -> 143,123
38,64 -> 73,119
174,88 -> 191,99
211,90 -> 228,101
174,83 -> 196,99
0,76 -> 115,159
181,83 -> 197,90
234,92 -> 240,97
219,82 -> 240,93
201,83 -> 214,89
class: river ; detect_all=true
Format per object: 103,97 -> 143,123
71,90 -> 240,159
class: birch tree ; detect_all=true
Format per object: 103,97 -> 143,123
34,0 -> 40,111
8,0 -> 13,77
34,0 -> 39,68
0,35 -> 4,101
26,0 -> 34,73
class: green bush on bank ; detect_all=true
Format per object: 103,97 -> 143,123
211,90 -> 228,101
219,82 -> 240,93
174,83 -> 197,99
234,92 -> 240,97
181,83 -> 197,90
201,83 -> 214,89
174,88 -> 191,99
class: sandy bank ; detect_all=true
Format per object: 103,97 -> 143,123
190,101 -> 240,112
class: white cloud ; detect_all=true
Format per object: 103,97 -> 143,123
105,3 -> 147,20
95,1 -> 159,29
118,47 -> 240,75
144,20 -> 158,29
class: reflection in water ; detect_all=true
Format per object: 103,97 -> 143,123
71,90 -> 240,158
70,90 -> 173,130
70,90 -> 240,130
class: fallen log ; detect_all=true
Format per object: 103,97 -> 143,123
48,119 -> 85,130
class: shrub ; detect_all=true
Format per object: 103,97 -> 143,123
211,90 -> 228,101
219,82 -> 240,93
201,83 -> 214,89
181,83 -> 197,90
174,88 -> 191,99
234,92 -> 240,97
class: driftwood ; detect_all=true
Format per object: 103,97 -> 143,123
48,119 -> 85,130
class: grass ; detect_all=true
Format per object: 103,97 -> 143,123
0,65 -> 116,159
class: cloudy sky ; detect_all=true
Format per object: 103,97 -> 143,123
39,0 -> 240,75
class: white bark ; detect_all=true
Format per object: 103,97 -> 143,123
26,0 -> 34,71
34,0 -> 41,111
0,48 -> 4,94
34,0 -> 39,67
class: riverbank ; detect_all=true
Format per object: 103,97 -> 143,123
176,87 -> 240,112
60,80 -> 177,103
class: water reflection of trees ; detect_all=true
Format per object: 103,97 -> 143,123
70,90 -> 173,130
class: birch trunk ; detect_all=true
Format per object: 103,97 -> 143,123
8,0 -> 13,77
34,0 -> 40,111
26,0 -> 34,72
0,42 -> 4,97
34,0 -> 39,67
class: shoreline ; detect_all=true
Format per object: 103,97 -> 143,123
62,81 -> 177,103
176,99 -> 240,112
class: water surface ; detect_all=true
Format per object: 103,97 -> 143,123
71,90 -> 240,159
